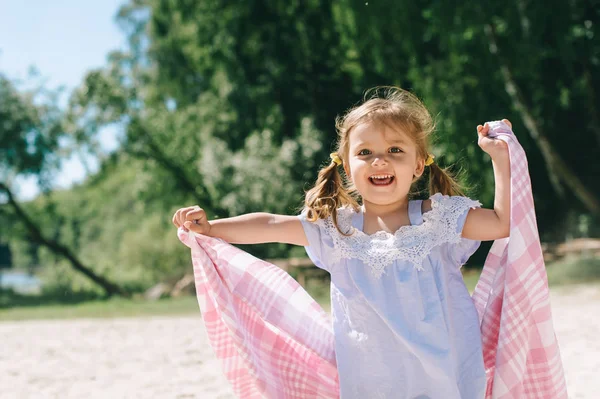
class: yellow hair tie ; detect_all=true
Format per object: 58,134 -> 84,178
425,153 -> 435,166
330,152 -> 342,166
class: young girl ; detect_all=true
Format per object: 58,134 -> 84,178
172,87 -> 511,398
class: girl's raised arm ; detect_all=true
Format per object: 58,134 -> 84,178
462,120 -> 511,241
173,207 -> 309,246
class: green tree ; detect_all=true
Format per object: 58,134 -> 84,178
67,0 -> 363,259
334,0 -> 599,237
11,0 -> 594,295
0,74 -> 128,297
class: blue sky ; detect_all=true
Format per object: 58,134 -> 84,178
0,0 -> 127,199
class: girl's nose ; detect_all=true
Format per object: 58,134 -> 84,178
372,155 -> 388,166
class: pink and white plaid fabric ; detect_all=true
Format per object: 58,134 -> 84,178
178,121 -> 567,398
471,121 -> 568,398
177,231 -> 339,398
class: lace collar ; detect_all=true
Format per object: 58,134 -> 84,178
318,194 -> 481,277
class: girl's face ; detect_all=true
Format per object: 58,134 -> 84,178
344,121 -> 425,207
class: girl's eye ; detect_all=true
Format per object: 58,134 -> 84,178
358,148 -> 402,155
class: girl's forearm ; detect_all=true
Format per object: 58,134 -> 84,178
492,153 -> 511,235
208,213 -> 276,244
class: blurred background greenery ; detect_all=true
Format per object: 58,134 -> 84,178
1,0 -> 599,315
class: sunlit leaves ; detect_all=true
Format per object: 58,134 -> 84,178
0,75 -> 63,179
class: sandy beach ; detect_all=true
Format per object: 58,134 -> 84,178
2,284 -> 598,399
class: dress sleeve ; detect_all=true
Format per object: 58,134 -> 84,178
431,193 -> 482,268
297,210 -> 336,273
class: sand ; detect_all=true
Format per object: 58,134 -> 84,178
1,284 -> 598,398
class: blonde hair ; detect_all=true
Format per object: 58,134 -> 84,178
303,86 -> 465,233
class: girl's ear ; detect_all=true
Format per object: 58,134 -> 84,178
414,158 -> 425,178
344,163 -> 351,179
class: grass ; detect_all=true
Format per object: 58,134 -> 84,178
546,255 -> 600,286
462,254 -> 600,294
462,269 -> 481,293
1,255 -> 598,322
0,293 -> 200,321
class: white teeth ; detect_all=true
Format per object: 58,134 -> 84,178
370,175 -> 393,179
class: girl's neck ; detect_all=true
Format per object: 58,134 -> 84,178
361,198 -> 411,234
362,198 -> 409,218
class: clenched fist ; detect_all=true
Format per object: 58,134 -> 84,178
172,206 -> 211,236
477,118 -> 511,160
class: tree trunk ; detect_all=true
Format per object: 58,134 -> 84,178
127,121 -> 228,216
582,65 -> 600,150
0,182 -> 129,297
483,23 -> 600,215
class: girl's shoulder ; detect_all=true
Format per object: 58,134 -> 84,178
298,205 -> 359,240
422,193 -> 481,221
299,205 -> 358,223
318,205 -> 358,235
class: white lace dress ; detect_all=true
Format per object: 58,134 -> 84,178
298,194 -> 487,399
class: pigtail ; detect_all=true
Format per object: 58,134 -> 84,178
303,158 -> 359,236
303,86 -> 470,231
427,162 -> 466,197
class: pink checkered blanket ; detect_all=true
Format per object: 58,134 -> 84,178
471,121 -> 568,398
177,121 -> 566,398
177,230 -> 339,398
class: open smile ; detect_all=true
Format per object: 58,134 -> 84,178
368,174 -> 395,186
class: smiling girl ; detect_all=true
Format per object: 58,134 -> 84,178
173,87 -> 512,398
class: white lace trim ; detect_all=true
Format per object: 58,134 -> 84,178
318,193 -> 481,277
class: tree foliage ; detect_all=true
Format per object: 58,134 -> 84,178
0,74 -> 63,186
3,0 -> 598,294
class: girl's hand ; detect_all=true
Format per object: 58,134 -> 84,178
172,206 -> 212,235
477,118 -> 510,159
